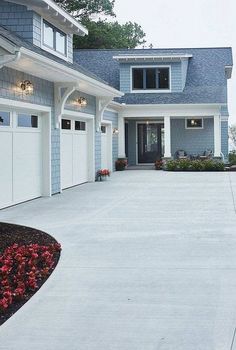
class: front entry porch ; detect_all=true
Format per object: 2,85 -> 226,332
118,114 -> 224,166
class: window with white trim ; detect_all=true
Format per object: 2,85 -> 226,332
0,111 -> 10,126
75,121 -> 86,131
132,67 -> 170,91
43,20 -> 67,56
18,114 -> 38,128
185,118 -> 203,129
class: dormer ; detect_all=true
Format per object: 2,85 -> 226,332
0,0 -> 87,63
113,53 -> 192,94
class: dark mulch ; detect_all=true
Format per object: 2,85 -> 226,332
0,222 -> 61,326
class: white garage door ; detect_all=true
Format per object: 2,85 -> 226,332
101,124 -> 111,170
0,111 -> 43,209
61,118 -> 89,189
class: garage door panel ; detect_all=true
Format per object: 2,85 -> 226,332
73,133 -> 88,185
61,119 -> 90,190
0,132 -> 13,208
13,132 -> 42,203
61,133 -> 73,189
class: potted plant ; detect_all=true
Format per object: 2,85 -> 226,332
115,158 -> 127,171
154,159 -> 163,170
96,169 -> 110,181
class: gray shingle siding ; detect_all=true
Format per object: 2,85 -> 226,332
221,121 -> 228,160
171,118 -> 214,156
95,132 -> 101,173
103,110 -> 119,170
0,1 -> 38,45
65,91 -> 96,115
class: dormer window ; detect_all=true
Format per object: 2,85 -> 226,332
132,66 -> 170,92
43,20 -> 67,56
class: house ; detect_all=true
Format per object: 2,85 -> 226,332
0,0 -> 233,210
75,48 -> 233,165
0,0 -> 123,210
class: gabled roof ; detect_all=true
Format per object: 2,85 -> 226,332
4,0 -> 87,36
74,48 -> 233,105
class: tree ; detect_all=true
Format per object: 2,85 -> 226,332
54,0 -> 146,49
74,20 -> 146,49
54,0 -> 115,21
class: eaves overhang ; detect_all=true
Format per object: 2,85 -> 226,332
5,0 -> 88,36
7,47 -> 123,98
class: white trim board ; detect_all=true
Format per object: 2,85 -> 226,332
120,103 -> 222,118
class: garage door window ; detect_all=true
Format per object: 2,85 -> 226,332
62,119 -> 71,130
75,121 -> 86,131
0,111 -> 10,126
18,114 -> 38,128
101,126 -> 107,134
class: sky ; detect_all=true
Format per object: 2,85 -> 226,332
114,0 -> 236,124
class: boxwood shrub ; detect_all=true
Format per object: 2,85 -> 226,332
164,159 -> 225,171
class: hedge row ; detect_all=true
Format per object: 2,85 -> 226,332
164,159 -> 225,171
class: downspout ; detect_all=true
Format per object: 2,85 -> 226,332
0,50 -> 21,69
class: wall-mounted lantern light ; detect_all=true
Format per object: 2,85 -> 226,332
113,128 -> 119,135
20,80 -> 34,95
75,97 -> 87,107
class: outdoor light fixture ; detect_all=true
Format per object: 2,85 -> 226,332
20,80 -> 34,95
75,97 -> 87,107
113,128 -> 119,135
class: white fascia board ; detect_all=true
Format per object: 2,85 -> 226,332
20,47 -> 123,98
113,54 -> 193,62
6,0 -> 88,36
120,103 -> 222,118
0,36 -> 20,54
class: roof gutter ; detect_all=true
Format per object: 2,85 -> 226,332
0,50 -> 21,69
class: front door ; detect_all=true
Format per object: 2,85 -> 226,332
137,123 -> 164,163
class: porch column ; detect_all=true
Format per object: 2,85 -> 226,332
118,115 -> 126,158
214,115 -> 221,157
164,116 -> 171,158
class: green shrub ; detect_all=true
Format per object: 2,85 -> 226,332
229,151 -> 236,165
164,159 -> 225,171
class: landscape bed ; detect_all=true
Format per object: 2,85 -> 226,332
0,222 -> 61,326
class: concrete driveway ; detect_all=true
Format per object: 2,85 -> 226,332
0,171 -> 236,350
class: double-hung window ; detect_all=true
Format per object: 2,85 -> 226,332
132,67 -> 170,91
43,20 -> 67,56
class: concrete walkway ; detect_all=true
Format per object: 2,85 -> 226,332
0,171 -> 236,350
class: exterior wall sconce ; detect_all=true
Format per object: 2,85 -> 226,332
113,128 -> 119,135
20,80 -> 34,95
75,97 -> 87,107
